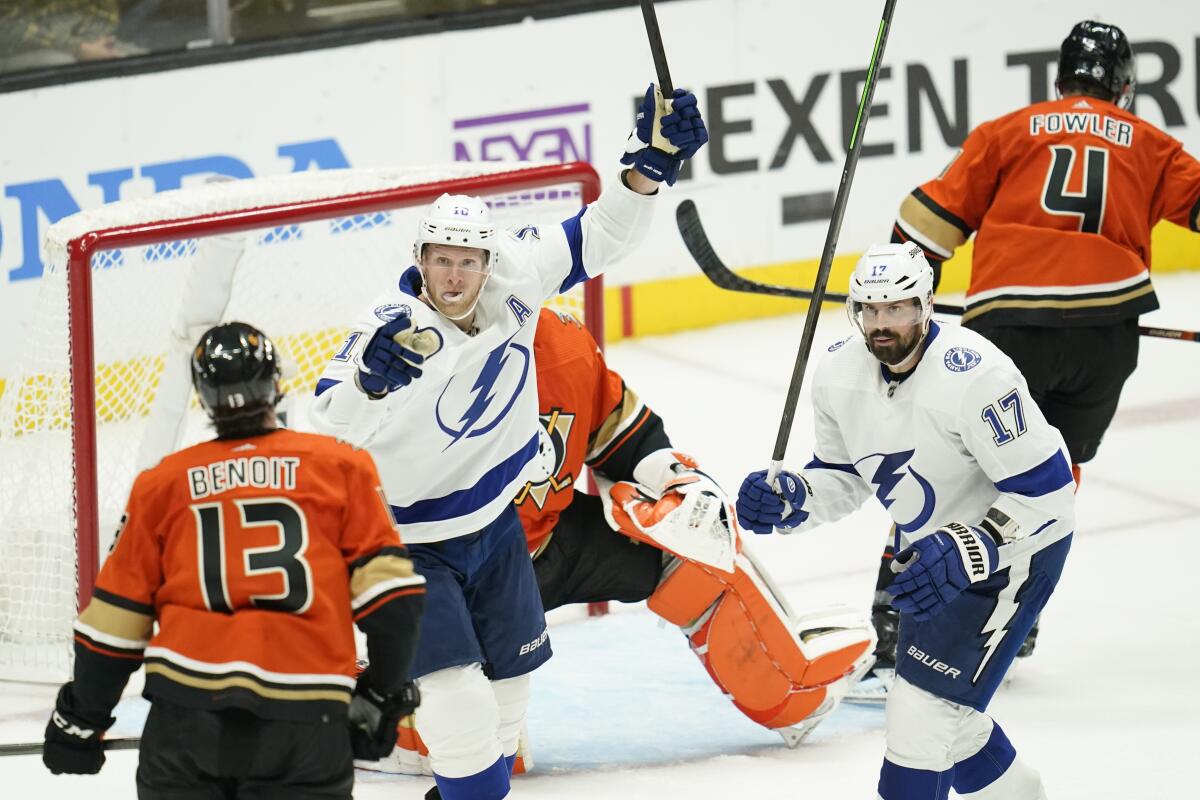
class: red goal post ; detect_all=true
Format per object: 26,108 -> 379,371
0,162 -> 608,681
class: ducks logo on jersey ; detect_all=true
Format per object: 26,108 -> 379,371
513,408 -> 575,509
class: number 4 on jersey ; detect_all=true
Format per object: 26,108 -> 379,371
1041,144 -> 1109,234
982,389 -> 1027,446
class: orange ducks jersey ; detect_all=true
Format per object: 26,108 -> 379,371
515,309 -> 669,555
894,95 -> 1200,327
73,428 -> 423,721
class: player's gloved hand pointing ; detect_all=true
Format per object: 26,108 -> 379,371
621,84 -> 708,186
735,469 -> 810,534
356,314 -> 441,398
42,683 -> 114,775
887,522 -> 1000,620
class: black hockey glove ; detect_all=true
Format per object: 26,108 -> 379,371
348,672 -> 420,760
43,683 -> 115,775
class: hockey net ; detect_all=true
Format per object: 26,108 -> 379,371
0,162 -> 604,682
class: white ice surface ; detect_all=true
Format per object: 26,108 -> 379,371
3,272 -> 1198,798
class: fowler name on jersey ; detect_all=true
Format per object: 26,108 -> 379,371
1028,110 -> 1133,146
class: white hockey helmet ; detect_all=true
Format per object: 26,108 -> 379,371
846,242 -> 935,331
412,193 -> 498,273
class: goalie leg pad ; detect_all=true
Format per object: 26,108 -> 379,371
650,552 -> 874,730
703,563 -> 866,727
647,557 -> 727,626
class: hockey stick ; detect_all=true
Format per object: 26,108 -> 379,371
765,0 -> 898,483
677,200 -> 1200,343
0,737 -> 140,757
677,199 -> 964,316
639,0 -> 673,94
586,0 -> 674,620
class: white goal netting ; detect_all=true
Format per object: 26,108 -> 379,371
0,162 -> 602,682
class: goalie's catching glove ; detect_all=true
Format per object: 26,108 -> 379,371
621,84 -> 708,186
887,522 -> 999,621
348,669 -> 421,761
43,683 -> 114,775
356,314 -> 440,398
736,469 -> 810,534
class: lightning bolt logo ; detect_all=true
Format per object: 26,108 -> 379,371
973,557 -> 1030,682
435,335 -> 530,448
856,450 -> 937,533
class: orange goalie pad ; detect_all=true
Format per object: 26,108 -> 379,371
649,554 -> 873,730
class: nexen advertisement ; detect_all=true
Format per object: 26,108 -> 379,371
1,0 -> 1197,371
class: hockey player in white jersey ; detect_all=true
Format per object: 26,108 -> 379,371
737,243 -> 1074,800
308,85 -> 707,800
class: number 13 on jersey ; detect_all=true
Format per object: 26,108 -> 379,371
190,498 -> 314,614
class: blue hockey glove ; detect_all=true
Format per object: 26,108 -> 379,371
620,84 -> 708,186
887,522 -> 999,621
735,469 -> 809,534
356,315 -> 426,397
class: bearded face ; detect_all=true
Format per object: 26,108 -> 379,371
854,298 -> 927,367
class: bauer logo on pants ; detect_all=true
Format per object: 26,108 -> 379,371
907,645 -> 961,679
519,628 -> 549,656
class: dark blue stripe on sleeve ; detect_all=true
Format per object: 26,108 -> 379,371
994,451 -> 1073,497
390,433 -> 539,525
804,455 -> 858,475
315,378 -> 342,397
557,207 -> 589,294
398,266 -> 423,298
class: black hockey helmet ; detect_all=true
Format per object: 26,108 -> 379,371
190,322 -> 281,419
1056,20 -> 1136,109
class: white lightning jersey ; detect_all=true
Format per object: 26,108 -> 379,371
308,178 -> 654,543
791,322 -> 1075,566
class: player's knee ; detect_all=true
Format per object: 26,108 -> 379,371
884,676 -> 969,771
491,674 -> 530,758
415,663 -> 502,779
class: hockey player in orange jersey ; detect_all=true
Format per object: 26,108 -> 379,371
41,322 -> 425,798
380,308 -> 874,777
857,20 -> 1200,684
